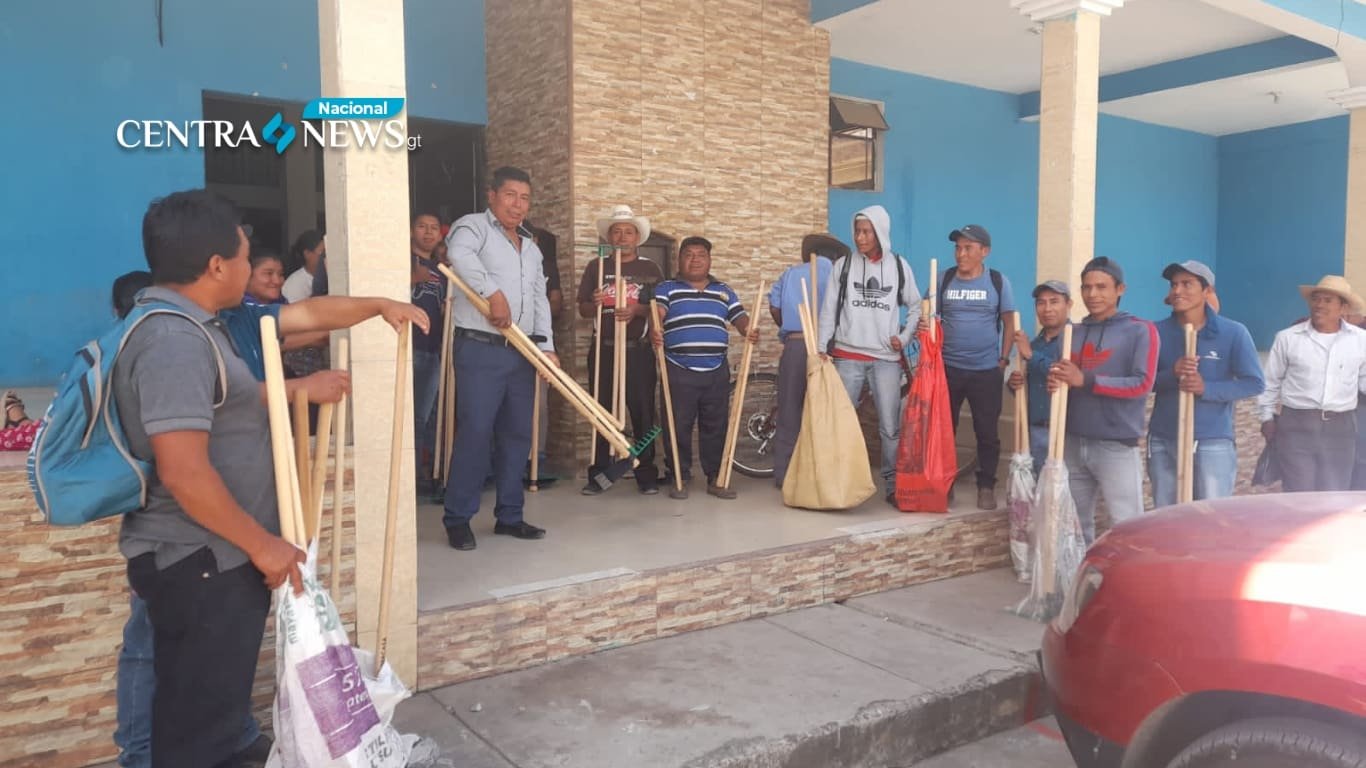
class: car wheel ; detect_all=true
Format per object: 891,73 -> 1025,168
1167,717 -> 1366,768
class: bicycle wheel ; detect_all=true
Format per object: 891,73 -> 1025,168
729,371 -> 779,478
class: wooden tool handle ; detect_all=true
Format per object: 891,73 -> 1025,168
330,338 -> 349,597
375,321 -> 410,672
261,316 -> 302,547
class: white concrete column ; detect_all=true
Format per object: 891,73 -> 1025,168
1014,0 -> 1123,311
317,0 -> 417,683
1330,86 -> 1366,291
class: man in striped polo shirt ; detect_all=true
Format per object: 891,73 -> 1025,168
652,236 -> 760,500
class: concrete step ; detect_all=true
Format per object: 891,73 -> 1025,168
398,569 -> 1050,768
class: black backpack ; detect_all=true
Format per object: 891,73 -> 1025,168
938,266 -> 1004,331
829,254 -> 907,352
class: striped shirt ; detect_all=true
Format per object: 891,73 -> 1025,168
655,278 -> 747,371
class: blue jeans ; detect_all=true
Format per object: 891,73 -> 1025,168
1147,435 -> 1237,508
833,358 -> 903,493
443,336 -> 534,527
412,347 -> 442,482
115,595 -> 260,767
1064,437 -> 1144,545
1029,424 -> 1048,475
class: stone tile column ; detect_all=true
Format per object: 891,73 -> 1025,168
317,0 -> 417,683
1331,86 -> 1366,291
1014,0 -> 1124,309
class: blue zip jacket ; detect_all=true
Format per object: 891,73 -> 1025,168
1150,307 -> 1264,441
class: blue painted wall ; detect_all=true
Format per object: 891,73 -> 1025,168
828,59 -> 1218,325
828,59 -> 1040,306
1216,116 -> 1349,346
0,0 -> 485,386
1095,115 -> 1218,317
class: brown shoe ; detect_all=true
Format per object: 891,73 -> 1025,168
977,486 -> 997,510
706,482 -> 738,500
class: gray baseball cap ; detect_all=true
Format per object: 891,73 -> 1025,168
948,224 -> 991,248
1032,280 -> 1071,299
1162,260 -> 1215,288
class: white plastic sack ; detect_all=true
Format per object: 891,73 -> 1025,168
1006,452 -> 1036,583
267,544 -> 413,768
1013,457 -> 1086,622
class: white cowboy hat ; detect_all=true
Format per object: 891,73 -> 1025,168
1298,275 -> 1365,314
596,204 -> 650,244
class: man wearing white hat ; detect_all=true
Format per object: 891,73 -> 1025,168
576,204 -> 664,494
1257,275 -> 1366,492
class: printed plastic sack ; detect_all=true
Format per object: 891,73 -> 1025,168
1013,457 -> 1086,622
1006,451 -> 1036,582
782,354 -> 876,510
894,328 -> 957,512
268,543 -> 413,768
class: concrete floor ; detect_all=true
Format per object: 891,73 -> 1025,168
415,474 -> 990,610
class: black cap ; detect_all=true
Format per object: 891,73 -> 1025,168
949,224 -> 991,248
1032,280 -> 1070,299
1082,256 -> 1124,285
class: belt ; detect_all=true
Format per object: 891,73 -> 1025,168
596,337 -> 650,349
456,328 -> 547,347
1284,406 -> 1353,421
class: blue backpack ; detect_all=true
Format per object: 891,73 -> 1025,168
27,299 -> 227,525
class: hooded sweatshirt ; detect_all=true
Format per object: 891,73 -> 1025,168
1066,310 -> 1159,442
817,205 -> 922,362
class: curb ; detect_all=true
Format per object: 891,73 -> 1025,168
683,664 -> 1047,768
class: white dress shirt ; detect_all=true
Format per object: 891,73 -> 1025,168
281,267 -> 314,304
1257,320 -> 1366,421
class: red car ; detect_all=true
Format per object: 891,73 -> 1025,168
1041,492 -> 1366,768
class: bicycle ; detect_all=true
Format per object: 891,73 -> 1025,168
726,364 -> 913,479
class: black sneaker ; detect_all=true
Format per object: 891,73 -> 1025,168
446,522 -> 476,551
639,483 -> 660,495
494,521 -> 547,540
580,480 -> 604,496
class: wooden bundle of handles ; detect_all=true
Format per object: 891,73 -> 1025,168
717,281 -> 766,489
1012,311 -> 1027,457
433,283 -> 457,486
1176,323 -> 1197,504
435,263 -> 638,462
263,314 -> 409,671
1038,323 -> 1075,597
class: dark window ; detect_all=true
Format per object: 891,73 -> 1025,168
828,96 -> 888,191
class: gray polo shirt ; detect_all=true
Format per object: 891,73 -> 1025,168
444,209 -> 555,352
113,287 -> 279,571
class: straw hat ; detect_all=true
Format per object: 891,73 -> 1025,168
1298,275 -> 1365,313
596,205 -> 650,244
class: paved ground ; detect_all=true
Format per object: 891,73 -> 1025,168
393,568 -> 1048,768
916,719 -> 1072,767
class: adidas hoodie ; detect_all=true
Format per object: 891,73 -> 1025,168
817,205 -> 922,362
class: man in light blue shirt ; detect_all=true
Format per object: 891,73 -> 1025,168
442,166 -> 557,551
768,234 -> 845,486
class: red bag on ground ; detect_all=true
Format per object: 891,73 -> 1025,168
895,328 -> 957,512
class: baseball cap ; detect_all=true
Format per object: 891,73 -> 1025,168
948,224 -> 991,248
1161,260 -> 1215,288
1032,280 -> 1071,299
1081,256 -> 1124,284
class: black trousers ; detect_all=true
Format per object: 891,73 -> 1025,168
665,363 -> 731,484
773,336 -> 808,487
587,341 -> 658,486
127,547 -> 270,768
1277,406 -> 1356,492
945,365 -> 1004,488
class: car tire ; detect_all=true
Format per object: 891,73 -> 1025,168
1166,717 -> 1366,768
